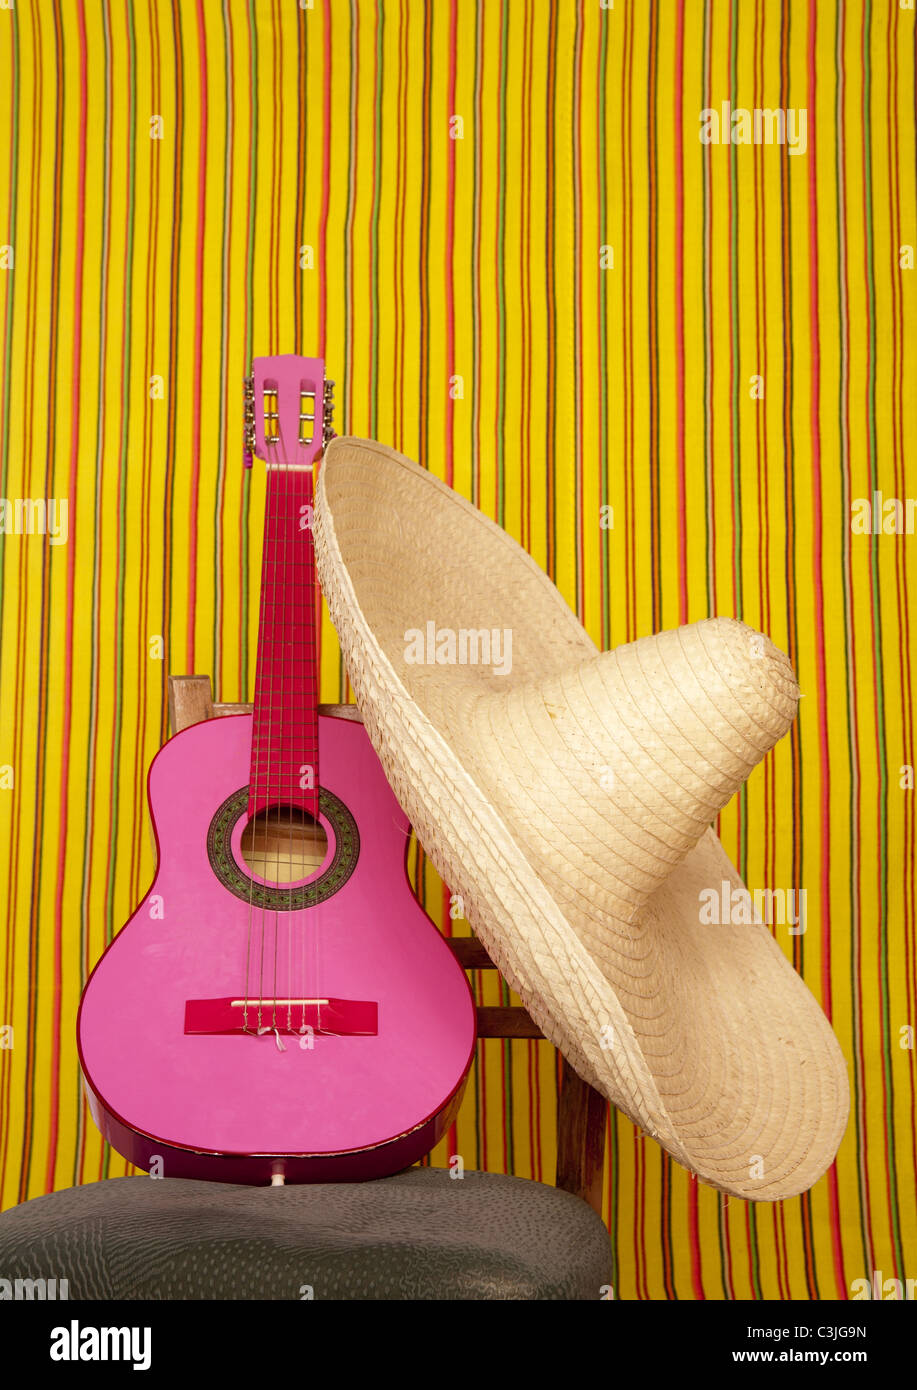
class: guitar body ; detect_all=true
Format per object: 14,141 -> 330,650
78,709 -> 477,1183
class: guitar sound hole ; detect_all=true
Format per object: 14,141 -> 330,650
239,804 -> 328,885
209,786 -> 358,909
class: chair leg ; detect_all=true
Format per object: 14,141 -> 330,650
556,1058 -> 607,1217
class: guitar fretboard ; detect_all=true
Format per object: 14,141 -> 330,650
248,463 -> 320,821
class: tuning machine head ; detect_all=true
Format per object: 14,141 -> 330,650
323,378 -> 336,446
243,374 -> 256,468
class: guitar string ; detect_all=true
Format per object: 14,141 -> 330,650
275,441 -> 290,1038
301,391 -> 321,1044
280,403 -> 313,1044
304,402 -> 317,1042
304,397 -> 315,1039
257,454 -> 271,1035
277,393 -> 319,1047
304,422 -> 315,1045
311,387 -> 322,1042
271,441 -> 285,1037
281,417 -> 299,1041
243,392 -> 274,1037
301,423 -> 316,1044
300,387 -> 319,1042
261,425 -> 283,1038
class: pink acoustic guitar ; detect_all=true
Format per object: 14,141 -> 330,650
78,355 -> 476,1183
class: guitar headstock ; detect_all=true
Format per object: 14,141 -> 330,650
243,355 -> 335,469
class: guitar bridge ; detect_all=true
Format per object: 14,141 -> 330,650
184,997 -> 377,1036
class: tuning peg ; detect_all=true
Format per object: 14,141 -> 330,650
243,374 -> 255,467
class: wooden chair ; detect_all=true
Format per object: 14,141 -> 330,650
0,680 -> 613,1301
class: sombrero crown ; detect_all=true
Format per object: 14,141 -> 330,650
313,438 -> 849,1201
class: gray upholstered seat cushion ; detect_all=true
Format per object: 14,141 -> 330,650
0,1168 -> 613,1300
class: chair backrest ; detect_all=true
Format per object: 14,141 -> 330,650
168,674 -> 607,1215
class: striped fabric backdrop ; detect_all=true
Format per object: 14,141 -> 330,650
0,0 -> 915,1301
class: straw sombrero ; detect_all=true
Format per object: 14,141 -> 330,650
313,438 -> 849,1201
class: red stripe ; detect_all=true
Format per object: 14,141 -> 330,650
647,0 -> 659,627
702,2 -> 716,616
574,5 -> 584,622
673,0 -> 687,623
857,0 -> 879,1270
622,0 -> 634,639
444,1 -> 457,490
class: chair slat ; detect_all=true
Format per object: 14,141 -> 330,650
476,1006 -> 544,1039
447,937 -> 495,970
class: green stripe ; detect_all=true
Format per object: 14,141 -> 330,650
748,1204 -> 762,1300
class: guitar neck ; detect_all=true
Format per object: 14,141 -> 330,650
245,356 -> 334,822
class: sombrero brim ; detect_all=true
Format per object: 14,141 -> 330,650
314,437 -> 849,1201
